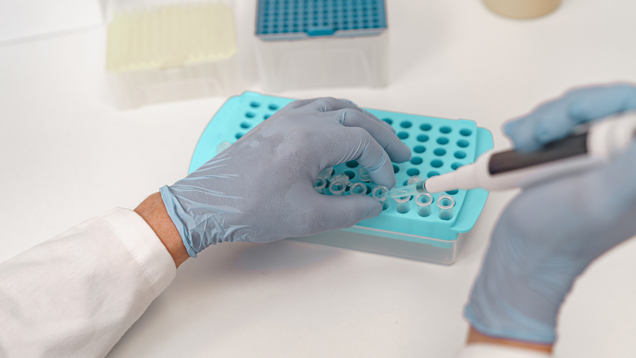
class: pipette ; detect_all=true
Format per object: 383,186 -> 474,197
424,112 -> 636,193
374,180 -> 428,200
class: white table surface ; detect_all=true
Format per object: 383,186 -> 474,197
0,0 -> 102,43
2,1 -> 636,357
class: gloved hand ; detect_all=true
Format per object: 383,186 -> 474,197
160,98 -> 411,257
465,84 -> 636,343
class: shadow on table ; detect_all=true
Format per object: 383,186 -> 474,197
235,240 -> 340,271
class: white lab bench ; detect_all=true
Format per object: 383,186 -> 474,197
1,1 -> 636,357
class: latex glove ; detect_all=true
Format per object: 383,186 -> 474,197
160,98 -> 411,257
465,84 -> 636,343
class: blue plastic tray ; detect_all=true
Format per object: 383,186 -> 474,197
256,0 -> 387,40
190,92 -> 493,260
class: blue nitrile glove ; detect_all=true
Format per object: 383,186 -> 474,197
465,84 -> 636,343
160,98 -> 411,257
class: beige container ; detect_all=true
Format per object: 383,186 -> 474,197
104,0 -> 242,109
484,0 -> 561,19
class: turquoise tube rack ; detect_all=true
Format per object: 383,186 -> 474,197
190,92 -> 493,264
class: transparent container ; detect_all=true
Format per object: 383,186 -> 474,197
103,0 -> 242,109
254,0 -> 389,92
189,92 -> 494,265
293,230 -> 469,265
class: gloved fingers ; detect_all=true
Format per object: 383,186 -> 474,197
504,84 -> 636,151
333,98 -> 397,134
517,141 -> 636,257
287,97 -> 372,116
303,193 -> 382,234
282,97 -> 356,112
326,126 -> 398,188
275,97 -> 363,121
359,108 -> 397,134
283,97 -> 325,110
379,119 -> 396,134
528,141 -> 636,226
577,141 -> 636,220
568,84 -> 636,120
275,98 -> 332,116
280,97 -> 396,134
335,98 -> 396,133
334,108 -> 412,163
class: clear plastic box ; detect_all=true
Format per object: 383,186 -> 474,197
254,0 -> 389,92
189,92 -> 494,265
292,231 -> 468,265
103,0 -> 242,109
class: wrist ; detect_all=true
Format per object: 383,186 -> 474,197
464,277 -> 560,344
135,192 -> 190,268
466,327 -> 553,354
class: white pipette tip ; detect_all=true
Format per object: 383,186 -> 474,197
425,163 -> 479,193
425,172 -> 459,193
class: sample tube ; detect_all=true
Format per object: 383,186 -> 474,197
314,177 -> 327,195
216,141 -> 232,154
415,193 -> 433,217
331,174 -> 349,184
437,195 -> 455,220
330,174 -> 350,190
407,176 -> 424,186
403,176 -> 424,201
320,167 -> 334,179
394,195 -> 411,214
319,167 -> 334,179
359,167 -> 371,182
329,181 -> 346,196
377,181 -> 427,200
350,183 -> 367,195
372,185 -> 390,210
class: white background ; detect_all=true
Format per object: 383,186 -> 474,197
1,0 -> 636,357
0,0 -> 102,43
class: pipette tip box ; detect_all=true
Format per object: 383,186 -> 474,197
190,92 -> 493,265
104,0 -> 241,109
254,0 -> 389,92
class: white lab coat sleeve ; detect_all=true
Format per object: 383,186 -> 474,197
457,344 -> 552,358
0,208 -> 177,358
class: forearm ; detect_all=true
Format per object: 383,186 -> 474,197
0,208 -> 176,357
